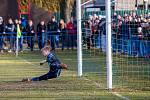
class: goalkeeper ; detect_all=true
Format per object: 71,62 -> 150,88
22,46 -> 68,82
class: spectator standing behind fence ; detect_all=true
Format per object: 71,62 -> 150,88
0,16 -> 5,53
14,19 -> 23,52
66,17 -> 76,50
21,17 -> 27,32
37,20 -> 46,50
26,20 -> 35,51
128,16 -> 139,56
92,17 -> 99,48
141,18 -> 150,56
119,16 -> 130,54
5,18 -> 15,53
58,19 -> 66,51
116,15 -> 123,53
137,27 -> 146,57
99,18 -> 106,52
47,16 -> 58,51
86,16 -> 92,49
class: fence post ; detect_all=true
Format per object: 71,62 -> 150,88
16,35 -> 19,57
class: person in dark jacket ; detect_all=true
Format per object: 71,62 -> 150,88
47,16 -> 58,51
26,20 -> 35,51
120,20 -> 130,53
5,18 -> 15,52
37,20 -> 46,50
0,16 -> 5,53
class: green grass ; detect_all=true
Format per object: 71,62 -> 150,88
0,50 -> 150,100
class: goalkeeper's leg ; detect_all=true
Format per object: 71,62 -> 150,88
31,72 -> 57,81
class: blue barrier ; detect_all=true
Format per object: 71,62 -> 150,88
0,31 -> 149,58
111,35 -> 150,57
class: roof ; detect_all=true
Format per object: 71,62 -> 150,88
94,0 -> 115,5
84,0 -> 116,8
95,0 -> 105,4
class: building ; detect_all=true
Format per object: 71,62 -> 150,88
115,0 -> 150,10
84,0 -> 150,11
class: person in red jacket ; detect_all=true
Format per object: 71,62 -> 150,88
66,17 -> 77,50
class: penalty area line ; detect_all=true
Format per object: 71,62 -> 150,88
112,92 -> 130,100
17,57 -> 41,68
82,77 -> 130,100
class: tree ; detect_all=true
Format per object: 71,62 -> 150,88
29,0 -> 77,22
59,0 -> 75,22
22,0 -> 91,22
31,0 -> 60,12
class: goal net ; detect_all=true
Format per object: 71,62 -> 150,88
81,0 -> 150,89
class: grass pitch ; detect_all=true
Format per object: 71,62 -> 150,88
0,50 -> 150,100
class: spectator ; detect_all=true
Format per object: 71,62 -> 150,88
137,27 -> 146,57
111,20 -> 118,52
0,16 -> 5,53
37,20 -> 46,50
120,17 -> 130,53
47,16 -> 58,51
86,16 -> 92,49
5,18 -> 15,52
99,19 -> 106,52
66,17 -> 76,50
58,19 -> 66,51
21,17 -> 27,32
82,20 -> 87,47
112,12 -> 117,20
26,20 -> 35,51
14,19 -> 23,52
91,18 -> 99,47
18,19 -> 24,52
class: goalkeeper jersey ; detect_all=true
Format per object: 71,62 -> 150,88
47,53 -> 61,77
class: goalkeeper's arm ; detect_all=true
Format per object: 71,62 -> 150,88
40,60 -> 47,65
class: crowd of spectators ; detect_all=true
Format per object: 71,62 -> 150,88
0,12 -> 150,57
83,12 -> 150,57
0,16 -> 77,53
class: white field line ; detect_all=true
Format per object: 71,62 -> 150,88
112,92 -> 130,100
82,77 -> 130,100
63,58 -> 101,61
18,57 -> 130,100
17,57 -> 40,67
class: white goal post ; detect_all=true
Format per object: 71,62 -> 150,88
76,0 -> 112,89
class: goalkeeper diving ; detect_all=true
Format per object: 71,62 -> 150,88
22,46 -> 68,82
